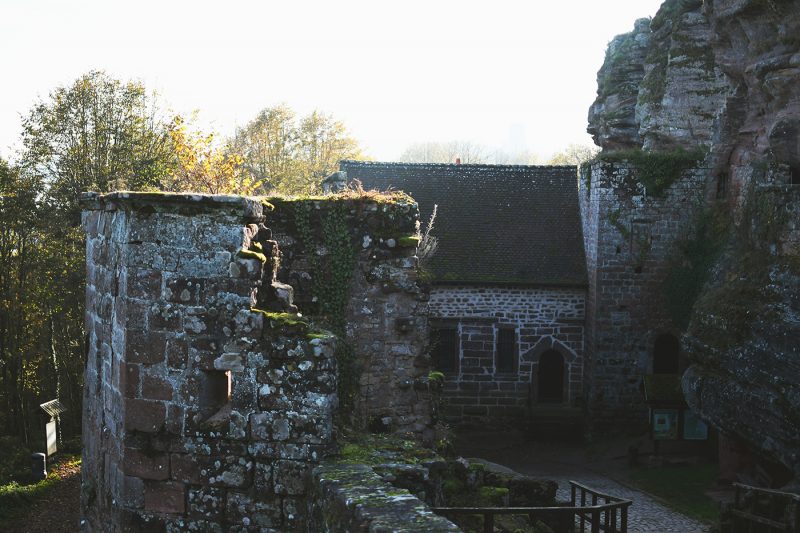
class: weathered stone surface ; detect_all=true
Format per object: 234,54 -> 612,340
587,0 -> 800,480
588,0 -> 729,152
144,481 -> 186,514
308,462 -> 460,532
80,191 -> 431,531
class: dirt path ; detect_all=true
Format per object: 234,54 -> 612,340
4,460 -> 81,533
455,431 -> 712,533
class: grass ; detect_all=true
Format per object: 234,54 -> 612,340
625,463 -> 720,523
0,453 -> 81,524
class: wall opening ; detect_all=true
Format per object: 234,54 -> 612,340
790,164 -> 800,185
496,327 -> 516,373
653,333 -> 680,374
200,369 -> 232,415
537,350 -> 564,403
431,328 -> 458,373
716,173 -> 729,198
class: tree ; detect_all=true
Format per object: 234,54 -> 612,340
19,70 -> 173,221
547,143 -> 599,166
230,104 -> 363,195
160,115 -> 260,195
398,141 -> 489,164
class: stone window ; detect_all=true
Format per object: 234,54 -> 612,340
495,327 -> 516,373
199,369 -> 232,416
653,333 -> 680,374
537,350 -> 564,403
716,173 -> 728,198
791,164 -> 800,185
431,328 -> 458,373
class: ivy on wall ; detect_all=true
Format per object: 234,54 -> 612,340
294,201 -> 360,421
662,205 -> 730,329
598,147 -> 706,197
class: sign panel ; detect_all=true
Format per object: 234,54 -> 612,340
652,409 -> 679,440
683,411 -> 709,440
46,420 -> 57,456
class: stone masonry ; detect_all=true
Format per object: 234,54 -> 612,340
80,191 -> 430,531
428,286 -> 586,424
579,162 -> 707,428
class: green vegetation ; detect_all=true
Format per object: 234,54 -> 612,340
338,434 -> 439,465
477,486 -> 509,506
396,235 -> 421,248
597,147 -> 706,197
294,201 -> 363,424
237,247 -> 267,263
663,206 -> 730,330
0,453 -> 81,524
427,371 -> 445,384
607,208 -> 630,238
580,161 -> 593,192
626,463 -> 719,523
640,47 -> 669,105
250,309 -> 309,329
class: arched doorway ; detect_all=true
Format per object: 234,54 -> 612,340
653,333 -> 680,374
537,350 -> 564,403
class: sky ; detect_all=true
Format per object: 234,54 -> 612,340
0,0 -> 665,162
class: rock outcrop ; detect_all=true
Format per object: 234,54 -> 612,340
588,0 -> 800,482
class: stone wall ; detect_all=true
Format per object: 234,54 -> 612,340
428,285 -> 586,424
264,197 -> 432,436
580,162 -> 707,427
80,191 -> 429,531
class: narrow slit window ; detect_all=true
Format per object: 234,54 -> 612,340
431,328 -> 458,373
496,328 -> 516,373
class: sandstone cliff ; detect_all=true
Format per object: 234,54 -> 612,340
588,0 -> 800,482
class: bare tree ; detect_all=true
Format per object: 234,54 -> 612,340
547,143 -> 599,166
398,141 -> 489,164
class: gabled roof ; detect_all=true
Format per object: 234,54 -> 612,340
340,161 -> 587,287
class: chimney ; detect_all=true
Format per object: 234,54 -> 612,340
455,158 -> 461,165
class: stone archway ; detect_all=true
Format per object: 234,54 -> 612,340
521,336 -> 577,406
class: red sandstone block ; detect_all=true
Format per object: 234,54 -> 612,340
125,399 -> 166,433
142,374 -> 174,401
170,453 -> 201,484
121,448 -> 169,480
120,362 -> 139,398
126,329 -> 166,365
144,481 -> 186,514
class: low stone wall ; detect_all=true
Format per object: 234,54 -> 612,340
308,463 -> 460,532
308,456 -> 559,533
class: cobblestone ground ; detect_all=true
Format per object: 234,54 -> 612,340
457,432 -> 713,533
546,468 -> 709,532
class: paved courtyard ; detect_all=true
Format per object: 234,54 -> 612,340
456,431 -> 712,533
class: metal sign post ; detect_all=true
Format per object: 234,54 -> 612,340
39,399 -> 67,457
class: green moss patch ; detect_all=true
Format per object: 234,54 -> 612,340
251,309 -> 309,330
338,434 -> 440,466
598,147 -> 706,198
396,235 -> 421,248
237,247 -> 267,263
663,206 -> 730,330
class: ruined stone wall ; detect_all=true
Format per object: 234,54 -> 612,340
80,191 -> 429,531
264,197 -> 432,436
427,285 -> 585,424
580,162 -> 707,427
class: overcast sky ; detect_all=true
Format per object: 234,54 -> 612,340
0,0 -> 664,162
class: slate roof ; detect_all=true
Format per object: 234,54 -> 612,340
340,161 -> 587,287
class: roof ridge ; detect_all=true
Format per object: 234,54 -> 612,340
340,160 -> 577,170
